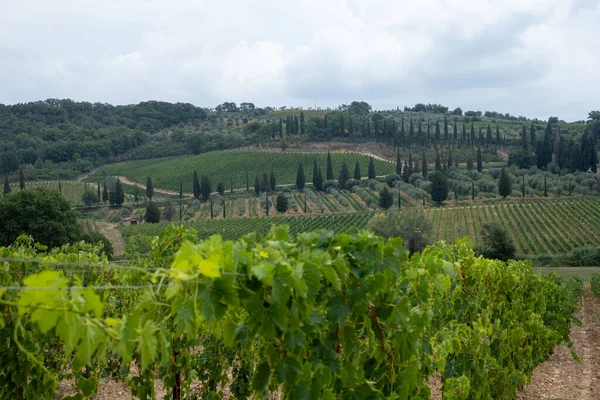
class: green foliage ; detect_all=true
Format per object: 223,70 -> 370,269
82,188 -> 99,205
193,170 -> 200,199
270,171 -> 277,191
254,177 -> 260,196
19,168 -> 25,189
368,210 -> 432,254
477,148 -> 483,172
276,193 -> 289,213
296,164 -> 305,191
378,186 -> 393,209
217,182 -> 225,195
591,274 -> 600,297
430,171 -> 449,204
498,167 -> 512,198
368,157 -> 376,180
145,202 -> 161,223
145,176 -> 153,201
338,160 -> 349,188
478,220 -> 516,261
3,175 -> 10,196
200,175 -> 212,201
354,160 -> 361,180
0,189 -> 81,248
113,178 -> 125,205
0,227 -> 578,399
80,231 -> 114,260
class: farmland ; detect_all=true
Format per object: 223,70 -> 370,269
87,150 -> 395,193
9,180 -> 89,205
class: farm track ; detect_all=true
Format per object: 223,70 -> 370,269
93,221 -> 125,258
519,286 -> 600,399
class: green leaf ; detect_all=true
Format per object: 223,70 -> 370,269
327,297 -> 351,325
56,311 -> 82,355
76,375 -> 98,398
137,320 -> 158,372
341,325 -> 358,357
251,362 -> 270,395
284,330 -> 306,353
321,263 -> 341,291
275,356 -> 302,385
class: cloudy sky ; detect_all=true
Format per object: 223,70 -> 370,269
1,0 -> 598,120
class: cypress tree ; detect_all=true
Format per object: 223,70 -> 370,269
276,193 -> 289,213
544,175 -> 548,197
368,157 -> 376,180
395,150 -> 402,175
447,151 -> 453,170
521,125 -> 528,151
522,176 -> 525,197
97,183 -> 101,203
486,124 -> 493,145
338,160 -> 350,188
192,170 -> 200,199
379,187 -> 393,209
354,160 -> 361,180
479,127 -> 484,145
477,148 -> 483,172
422,151 -> 428,178
146,176 -> 154,201
470,123 -> 476,148
180,182 -> 183,199
59,181 -> 62,193
217,182 -> 225,195
296,163 -> 305,190
496,125 -> 501,145
200,175 -> 212,201
300,111 -> 305,134
435,151 -> 441,171
19,168 -> 25,190
453,121 -> 458,141
114,178 -> 125,205
530,123 -> 536,149
409,118 -> 414,143
3,175 -> 10,196
315,167 -> 323,191
435,121 -> 441,141
254,177 -> 260,196
498,168 -> 512,198
430,171 -> 449,204
260,172 -> 269,192
443,116 -> 448,142
472,181 -> 475,201
312,160 -> 319,187
326,151 -> 334,180
246,172 -> 249,191
270,171 -> 276,191
102,183 -> 108,203
408,152 -> 413,175
402,160 -> 410,183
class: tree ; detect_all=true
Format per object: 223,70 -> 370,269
354,160 -> 361,180
217,182 -> 225,195
395,150 -> 402,175
421,152 -> 428,178
146,176 -> 154,201
102,183 -> 108,203
200,175 -> 212,201
260,172 -> 269,193
435,151 -> 441,171
0,188 -> 81,248
19,168 -> 25,190
338,160 -> 350,188
97,183 -> 101,203
477,148 -> 483,172
254,177 -> 260,196
447,151 -> 453,170
430,171 -> 449,204
269,171 -> 276,191
478,221 -> 516,261
466,154 -> 474,171
379,187 -> 393,209
145,202 -> 161,223
180,182 -> 183,199
314,167 -> 323,191
368,157 -> 376,180
276,193 -> 289,213
498,168 -> 512,198
162,201 -> 176,222
82,188 -> 98,206
368,210 -> 432,254
114,178 -> 125,205
193,170 -> 200,199
326,151 -> 334,180
3,176 -> 10,196
296,163 -> 305,190
312,160 -> 319,188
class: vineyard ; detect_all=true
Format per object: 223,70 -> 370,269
426,198 -> 600,255
0,226 -> 581,399
88,151 -> 394,193
122,213 -> 374,241
266,109 -> 329,119
9,180 -> 89,205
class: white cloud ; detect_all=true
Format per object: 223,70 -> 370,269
0,0 -> 598,120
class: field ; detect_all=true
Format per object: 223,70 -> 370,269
88,150 -> 395,193
426,198 -> 600,255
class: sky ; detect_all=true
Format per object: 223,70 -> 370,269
1,0 -> 598,121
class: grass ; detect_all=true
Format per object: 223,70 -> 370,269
88,150 -> 395,193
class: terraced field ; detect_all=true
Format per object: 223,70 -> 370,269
88,151 -> 394,193
9,180 -> 89,205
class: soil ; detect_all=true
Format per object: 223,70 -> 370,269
93,221 -> 126,258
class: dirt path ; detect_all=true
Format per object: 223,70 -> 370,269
93,221 -> 125,258
519,286 -> 600,399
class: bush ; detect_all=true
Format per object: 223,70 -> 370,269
322,180 -> 339,191
80,231 -> 114,260
591,274 -> 600,297
145,202 -> 161,223
386,174 -> 401,187
344,179 -> 361,190
368,210 -> 432,254
477,221 -> 516,261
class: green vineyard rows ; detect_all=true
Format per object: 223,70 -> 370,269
10,180 -> 88,205
122,213 -> 374,241
89,151 -> 394,193
0,226 -> 580,399
425,198 -> 600,255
